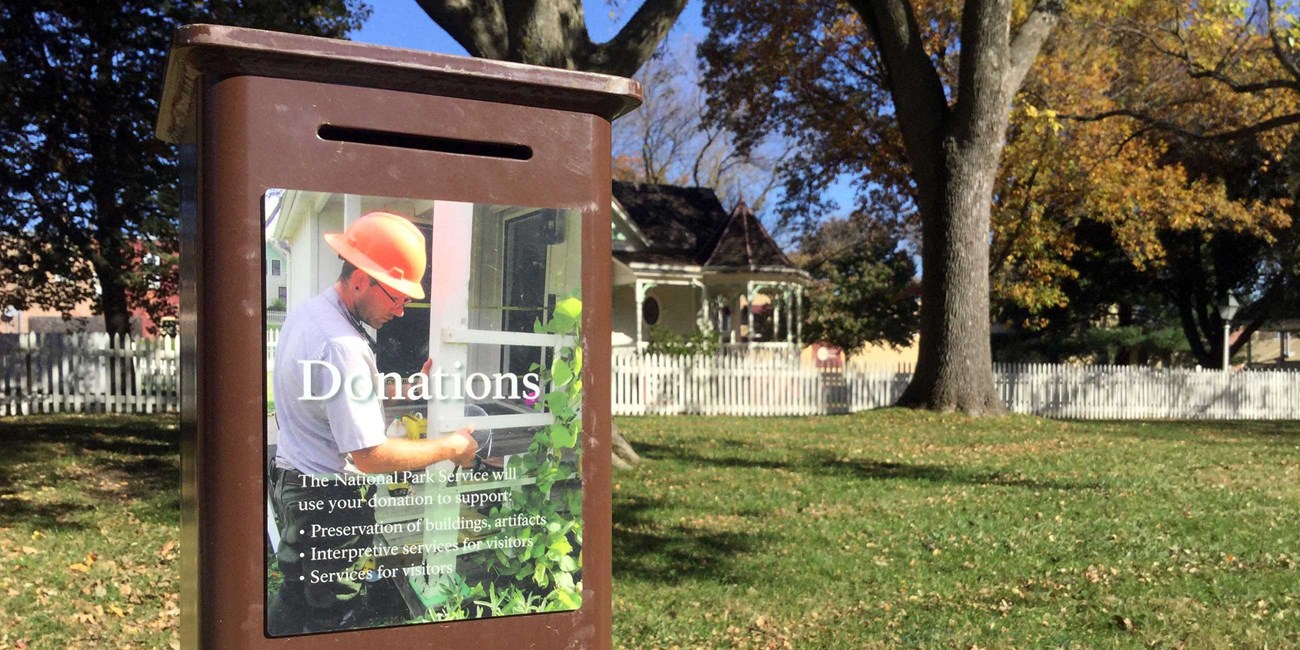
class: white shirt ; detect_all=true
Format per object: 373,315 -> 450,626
273,287 -> 388,475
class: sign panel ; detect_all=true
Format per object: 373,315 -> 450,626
263,189 -> 584,636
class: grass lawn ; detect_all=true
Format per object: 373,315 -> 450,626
612,412 -> 1300,649
0,415 -> 179,649
1,411 -> 1297,648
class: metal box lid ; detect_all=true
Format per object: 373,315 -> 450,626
156,24 -> 643,143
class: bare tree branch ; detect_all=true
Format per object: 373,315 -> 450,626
415,0 -> 507,59
953,0 -> 1019,139
1005,0 -> 1064,103
1061,107 -> 1300,141
419,0 -> 683,76
1186,70 -> 1297,94
588,0 -> 688,76
1266,0 -> 1300,83
846,0 -> 949,164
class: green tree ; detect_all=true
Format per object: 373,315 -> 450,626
798,214 -> 918,359
0,0 -> 369,335
990,0 -> 1300,367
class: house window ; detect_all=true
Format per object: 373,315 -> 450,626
271,259 -> 281,276
277,287 -> 287,302
642,296 -> 660,325
502,210 -> 559,377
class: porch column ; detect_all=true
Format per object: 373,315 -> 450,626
795,285 -> 803,348
635,279 -> 645,350
692,279 -> 710,332
772,289 -> 781,343
745,282 -> 755,349
784,284 -> 794,346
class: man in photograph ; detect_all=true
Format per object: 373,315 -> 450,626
267,210 -> 476,635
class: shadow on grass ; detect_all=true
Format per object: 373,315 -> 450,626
0,500 -> 95,533
0,415 -> 179,529
632,441 -> 1101,492
613,494 -> 762,586
826,457 -> 1104,491
1059,419 -> 1300,446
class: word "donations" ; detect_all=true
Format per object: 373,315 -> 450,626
299,361 -> 542,402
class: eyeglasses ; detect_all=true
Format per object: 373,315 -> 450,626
374,281 -> 411,308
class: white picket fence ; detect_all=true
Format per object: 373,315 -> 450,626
0,333 -> 180,415
995,363 -> 1300,419
612,352 -> 1300,420
6,335 -> 1300,419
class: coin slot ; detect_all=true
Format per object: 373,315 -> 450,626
318,124 -> 533,161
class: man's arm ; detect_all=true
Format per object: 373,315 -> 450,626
351,426 -> 477,474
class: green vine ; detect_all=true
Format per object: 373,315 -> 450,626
472,294 -> 584,610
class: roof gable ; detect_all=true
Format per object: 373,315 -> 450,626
611,181 -> 729,261
704,201 -> 796,269
611,181 -> 801,273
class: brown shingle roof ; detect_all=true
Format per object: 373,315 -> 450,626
704,201 -> 796,270
611,181 -> 799,272
611,181 -> 729,263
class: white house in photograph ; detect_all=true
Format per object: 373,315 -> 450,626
611,181 -> 811,352
265,190 -> 580,389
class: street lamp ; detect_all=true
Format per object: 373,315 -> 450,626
1217,294 -> 1240,371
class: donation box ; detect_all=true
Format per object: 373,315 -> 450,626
155,25 -> 640,649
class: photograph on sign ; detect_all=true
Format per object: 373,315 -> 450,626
262,189 -> 583,636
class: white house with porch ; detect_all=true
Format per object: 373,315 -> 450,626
611,181 -> 811,352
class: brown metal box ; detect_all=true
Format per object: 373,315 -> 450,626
156,25 -> 639,649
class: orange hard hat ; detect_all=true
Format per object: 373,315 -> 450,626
324,212 -> 427,300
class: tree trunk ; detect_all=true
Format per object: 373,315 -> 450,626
610,419 -> 642,470
847,0 -> 1061,415
417,0 -> 686,77
99,270 -> 132,336
898,141 -> 1005,415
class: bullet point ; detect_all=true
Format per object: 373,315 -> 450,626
298,576 -> 304,581
299,530 -> 304,535
299,552 -> 305,558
